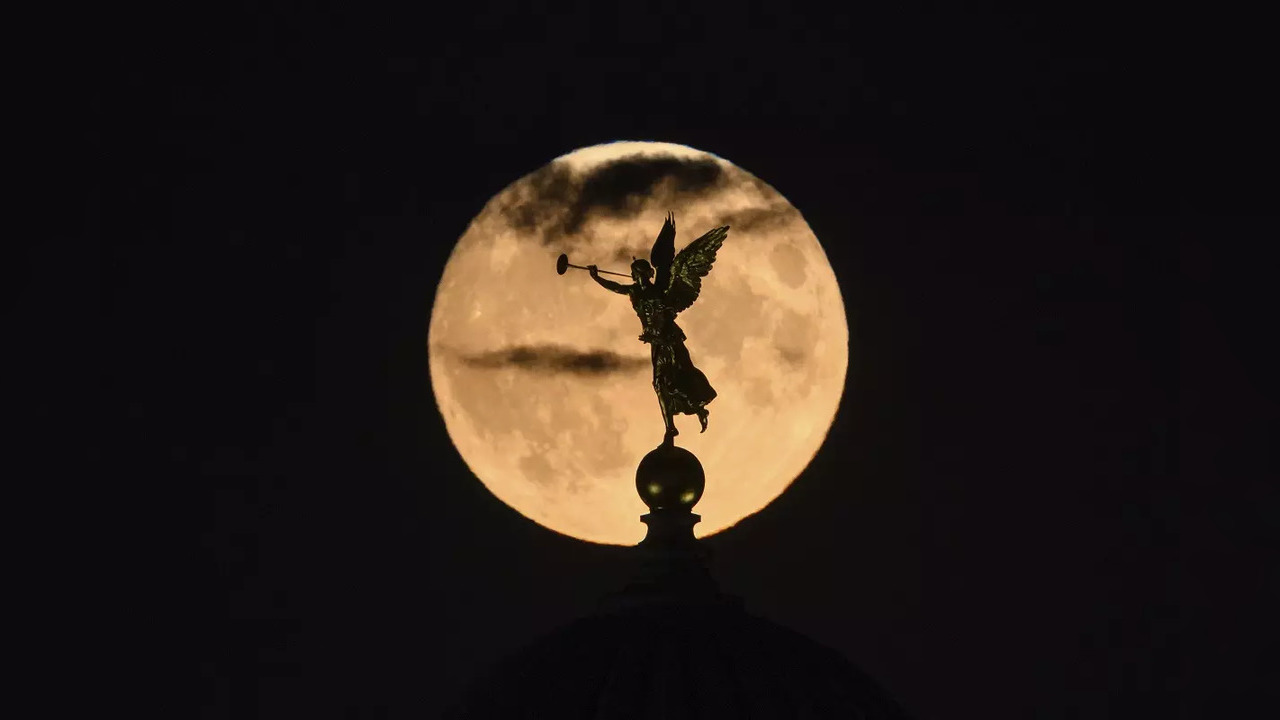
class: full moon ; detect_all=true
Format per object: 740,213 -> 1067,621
429,141 -> 848,544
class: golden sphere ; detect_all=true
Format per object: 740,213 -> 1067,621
635,443 -> 705,511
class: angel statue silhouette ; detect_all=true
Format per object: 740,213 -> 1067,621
557,213 -> 729,443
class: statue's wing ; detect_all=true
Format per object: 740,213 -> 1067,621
650,211 -> 676,291
665,225 -> 730,314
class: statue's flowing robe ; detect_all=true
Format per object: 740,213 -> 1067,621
631,285 -> 717,415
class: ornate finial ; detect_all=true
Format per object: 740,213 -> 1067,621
595,441 -> 719,610
634,441 -> 706,557
635,440 -> 705,512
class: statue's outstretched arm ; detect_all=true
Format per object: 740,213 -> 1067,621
589,266 -> 631,295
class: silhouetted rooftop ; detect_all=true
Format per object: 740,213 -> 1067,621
454,443 -> 910,719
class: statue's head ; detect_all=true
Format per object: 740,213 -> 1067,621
631,258 -> 654,284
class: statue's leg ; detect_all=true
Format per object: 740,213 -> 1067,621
652,346 -> 677,439
697,407 -> 709,433
654,380 -> 677,439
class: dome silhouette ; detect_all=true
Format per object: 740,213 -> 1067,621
456,599 -> 909,719
453,442 -> 910,719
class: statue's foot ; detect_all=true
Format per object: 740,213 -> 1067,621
697,409 -> 709,433
664,426 -> 679,444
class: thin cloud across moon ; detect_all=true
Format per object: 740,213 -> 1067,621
429,141 -> 848,544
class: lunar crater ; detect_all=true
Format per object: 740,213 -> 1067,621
776,346 -> 807,366
770,242 -> 809,288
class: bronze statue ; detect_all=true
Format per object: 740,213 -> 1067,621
583,213 -> 729,442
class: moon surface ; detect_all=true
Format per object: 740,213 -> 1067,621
428,141 -> 848,544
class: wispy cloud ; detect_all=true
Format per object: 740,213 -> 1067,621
722,203 -> 795,233
458,344 -> 649,375
497,153 -> 728,245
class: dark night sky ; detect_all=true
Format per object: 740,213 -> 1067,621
38,4 -> 1276,718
